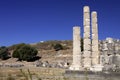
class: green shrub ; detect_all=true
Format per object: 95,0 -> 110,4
54,43 -> 63,51
0,46 -> 9,60
12,43 -> 38,61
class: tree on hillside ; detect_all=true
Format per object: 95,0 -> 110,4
54,43 -> 63,51
0,46 -> 10,60
12,44 -> 38,61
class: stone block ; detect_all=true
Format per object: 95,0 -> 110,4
83,51 -> 91,57
84,6 -> 90,12
90,64 -> 104,72
83,58 -> 92,68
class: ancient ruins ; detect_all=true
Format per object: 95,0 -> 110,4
83,6 -> 92,68
69,27 -> 82,70
91,11 -> 99,65
69,6 -> 120,72
70,6 -> 103,71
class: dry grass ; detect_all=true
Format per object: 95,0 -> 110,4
0,67 -> 66,80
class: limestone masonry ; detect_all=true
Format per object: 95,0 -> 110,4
69,6 -> 120,72
70,6 -> 103,71
69,27 -> 82,70
91,11 -> 99,65
83,6 -> 92,68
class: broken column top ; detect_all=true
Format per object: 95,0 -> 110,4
73,26 -> 80,29
84,6 -> 90,12
92,11 -> 97,17
92,11 -> 97,14
73,26 -> 80,35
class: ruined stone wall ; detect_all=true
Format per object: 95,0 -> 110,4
99,38 -> 120,67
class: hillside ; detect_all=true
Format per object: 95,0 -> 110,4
30,40 -> 73,64
0,40 -> 74,66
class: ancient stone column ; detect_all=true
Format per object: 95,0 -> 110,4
91,11 -> 99,65
69,26 -> 82,70
83,6 -> 92,68
90,11 -> 103,72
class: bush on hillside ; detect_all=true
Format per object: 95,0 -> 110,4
0,46 -> 10,60
12,43 -> 38,61
54,43 -> 63,51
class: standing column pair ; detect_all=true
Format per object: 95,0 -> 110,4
83,6 -> 99,68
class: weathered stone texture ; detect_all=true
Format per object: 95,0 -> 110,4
69,6 -> 120,71
99,38 -> 120,68
91,11 -> 99,65
69,26 -> 82,70
83,6 -> 91,68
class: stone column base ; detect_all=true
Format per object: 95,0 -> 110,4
69,65 -> 82,70
90,64 -> 104,72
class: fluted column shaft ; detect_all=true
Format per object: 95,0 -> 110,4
70,26 -> 82,70
91,11 -> 100,65
83,6 -> 92,68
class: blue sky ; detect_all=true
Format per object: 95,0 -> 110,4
0,0 -> 120,46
